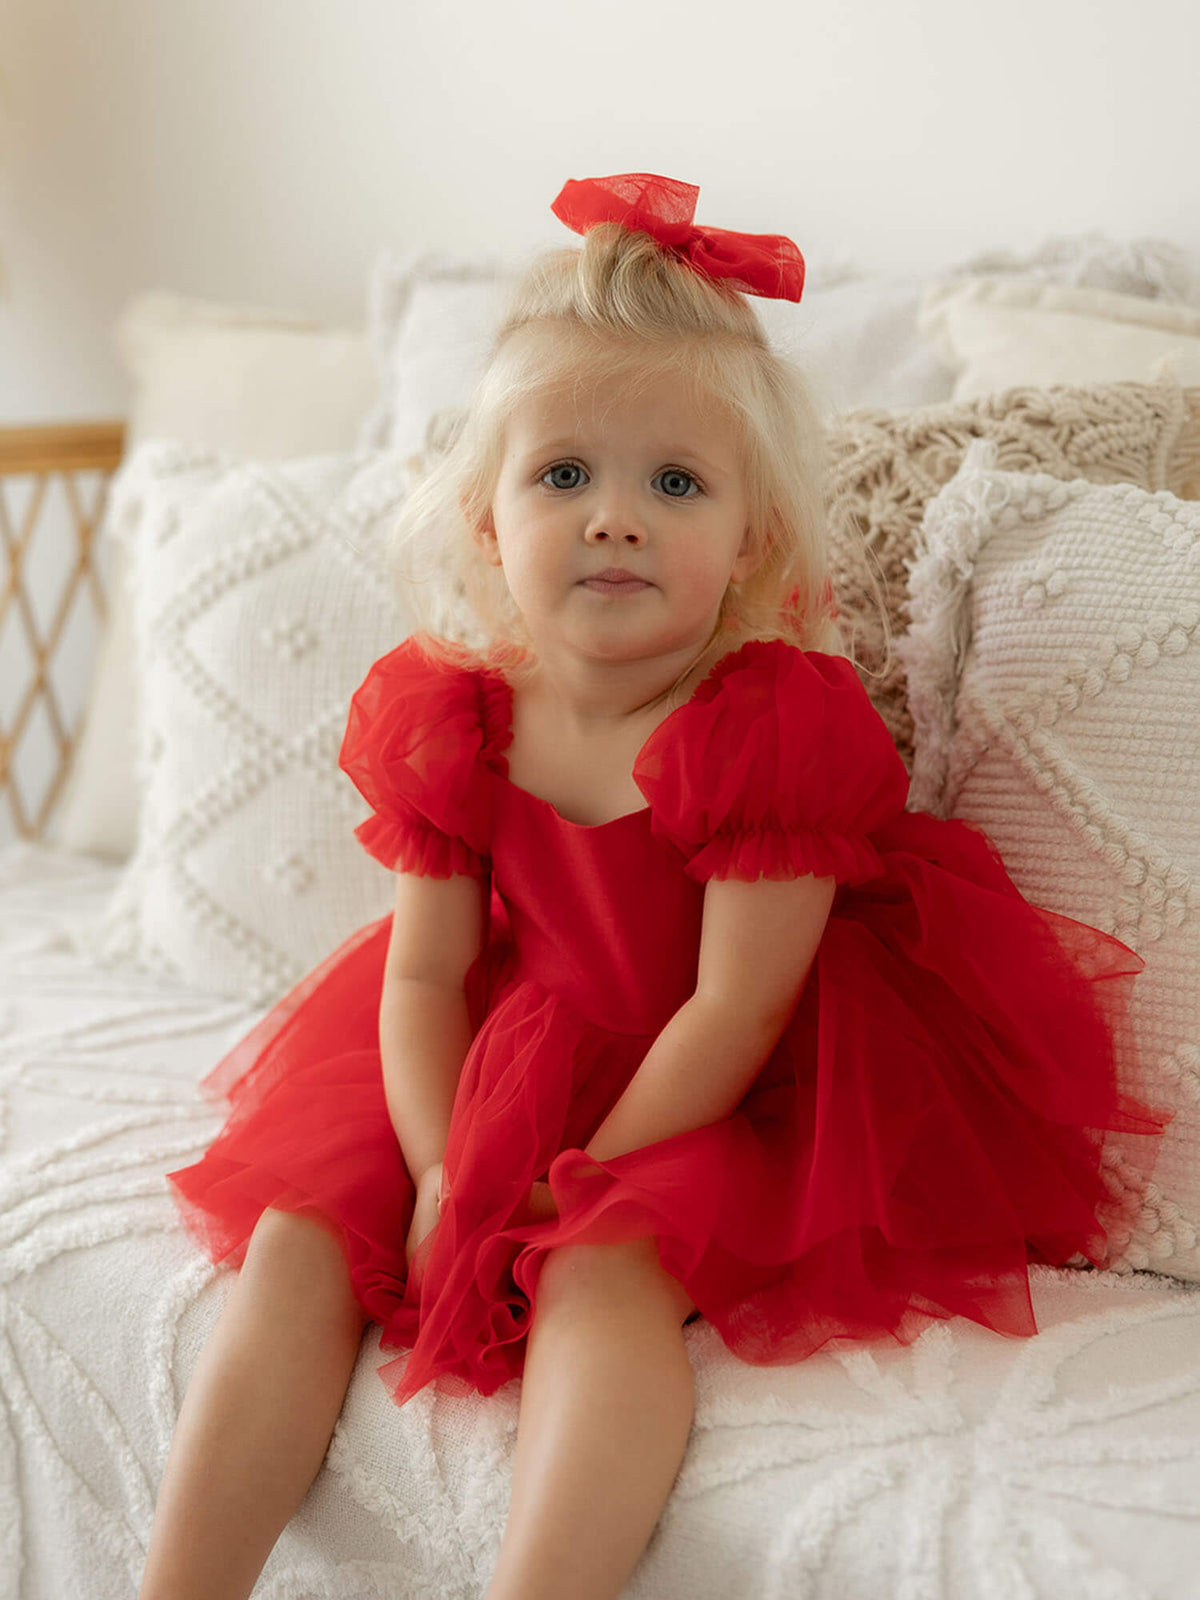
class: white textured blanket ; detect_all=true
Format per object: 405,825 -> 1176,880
2,841 -> 1197,1600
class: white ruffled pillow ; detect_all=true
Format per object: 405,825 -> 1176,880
899,441 -> 1200,1282
82,443 -> 416,1006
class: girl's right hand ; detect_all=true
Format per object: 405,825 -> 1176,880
405,1161 -> 446,1273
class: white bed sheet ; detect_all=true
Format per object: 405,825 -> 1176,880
2,839 -> 1198,1600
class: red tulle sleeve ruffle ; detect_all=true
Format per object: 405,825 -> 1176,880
633,639 -> 910,885
338,635 -> 499,879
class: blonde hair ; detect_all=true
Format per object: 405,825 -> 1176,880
387,220 -> 848,699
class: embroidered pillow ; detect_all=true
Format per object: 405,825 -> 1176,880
82,443 -> 417,1006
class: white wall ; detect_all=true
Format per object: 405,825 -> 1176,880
1,0 -> 1198,843
2,0 -> 1198,425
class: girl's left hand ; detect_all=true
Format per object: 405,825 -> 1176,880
519,1179 -> 560,1226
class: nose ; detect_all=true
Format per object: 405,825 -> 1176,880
584,508 -> 646,548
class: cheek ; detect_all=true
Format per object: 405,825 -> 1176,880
492,537 -> 560,607
511,515 -> 573,577
672,542 -> 732,596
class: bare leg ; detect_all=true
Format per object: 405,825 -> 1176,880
483,1238 -> 697,1600
138,1206 -> 369,1600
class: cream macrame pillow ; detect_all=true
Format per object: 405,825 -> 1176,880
899,440 -> 1200,1283
826,379 -> 1200,766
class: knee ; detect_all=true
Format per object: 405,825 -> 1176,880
534,1239 -> 624,1303
535,1236 -> 696,1326
243,1206 -> 368,1331
249,1204 -> 337,1263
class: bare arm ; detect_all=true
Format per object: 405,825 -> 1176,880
583,995 -> 783,1162
379,867 -> 489,1185
584,871 -> 836,1164
380,977 -> 476,1185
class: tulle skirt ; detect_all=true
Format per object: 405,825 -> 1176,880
167,812 -> 1173,1410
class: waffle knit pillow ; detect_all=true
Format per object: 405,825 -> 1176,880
82,443 -> 417,1007
825,379 -> 1200,768
899,439 -> 1200,1283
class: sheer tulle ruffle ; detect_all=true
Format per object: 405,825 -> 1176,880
165,901 -> 517,1332
339,633 -> 507,876
166,918 -> 416,1329
684,822 -> 886,887
353,803 -> 490,879
377,980 -> 655,1404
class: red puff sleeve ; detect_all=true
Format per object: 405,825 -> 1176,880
338,637 -> 499,879
632,639 -> 909,885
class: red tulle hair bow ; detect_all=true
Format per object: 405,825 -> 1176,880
550,172 -> 805,304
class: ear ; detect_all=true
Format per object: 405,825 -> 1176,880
465,501 -> 503,568
729,525 -> 763,585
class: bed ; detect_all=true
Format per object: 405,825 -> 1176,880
2,235 -> 1199,1598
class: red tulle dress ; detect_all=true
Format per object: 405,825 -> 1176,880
166,635 -> 1173,1411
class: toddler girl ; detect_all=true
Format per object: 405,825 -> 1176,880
138,172 -> 1171,1600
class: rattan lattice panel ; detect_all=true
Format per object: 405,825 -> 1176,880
0,422 -> 126,844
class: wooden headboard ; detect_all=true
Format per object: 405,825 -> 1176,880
0,421 -> 126,843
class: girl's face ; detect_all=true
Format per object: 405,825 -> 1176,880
473,343 -> 761,668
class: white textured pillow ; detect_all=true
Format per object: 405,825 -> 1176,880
82,443 -> 416,1006
919,278 -> 1200,401
899,441 -> 1200,1282
358,247 -> 957,458
52,292 -> 379,864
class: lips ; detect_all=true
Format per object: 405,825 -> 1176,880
581,575 -> 651,593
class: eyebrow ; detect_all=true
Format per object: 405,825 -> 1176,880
521,439 -> 727,476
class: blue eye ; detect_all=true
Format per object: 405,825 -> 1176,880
542,462 -> 586,490
656,468 -> 700,498
539,462 -> 701,497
